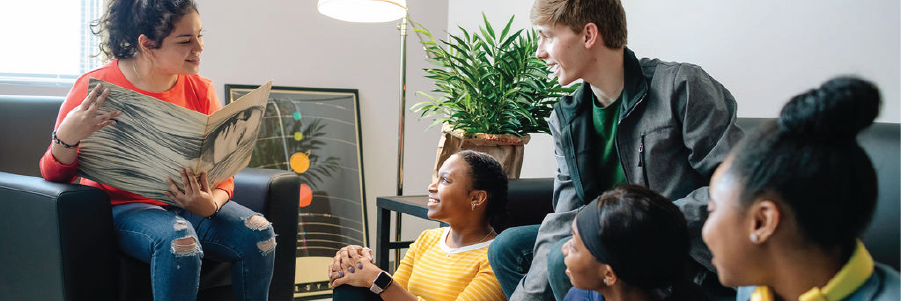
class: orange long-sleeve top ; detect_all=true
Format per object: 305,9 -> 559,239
39,60 -> 234,206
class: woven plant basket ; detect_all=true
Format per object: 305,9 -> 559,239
431,123 -> 531,184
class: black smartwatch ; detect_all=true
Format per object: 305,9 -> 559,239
369,271 -> 393,294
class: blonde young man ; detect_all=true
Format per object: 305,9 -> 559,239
486,0 -> 744,300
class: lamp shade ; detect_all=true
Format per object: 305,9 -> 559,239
317,0 -> 407,23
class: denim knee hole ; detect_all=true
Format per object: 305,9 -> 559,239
257,237 -> 276,255
171,236 -> 202,257
173,218 -> 189,231
243,214 -> 271,231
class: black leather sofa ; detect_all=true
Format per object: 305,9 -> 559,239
0,95 -> 300,301
504,118 -> 899,271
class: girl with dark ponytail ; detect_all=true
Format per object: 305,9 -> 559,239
562,184 -> 714,301
702,76 -> 899,301
40,1 -> 276,300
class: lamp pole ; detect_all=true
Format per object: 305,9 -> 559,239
396,15 -> 407,198
394,14 -> 408,270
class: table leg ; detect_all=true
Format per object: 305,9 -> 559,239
394,212 -> 402,271
376,206 -> 390,271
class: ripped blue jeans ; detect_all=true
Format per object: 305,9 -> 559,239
112,201 -> 276,301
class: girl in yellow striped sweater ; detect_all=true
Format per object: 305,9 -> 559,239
328,150 -> 508,301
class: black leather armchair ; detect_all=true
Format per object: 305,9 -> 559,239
0,169 -> 300,301
0,95 -> 301,300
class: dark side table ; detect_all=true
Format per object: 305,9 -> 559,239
375,195 -> 445,271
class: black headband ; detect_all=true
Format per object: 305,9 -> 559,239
576,200 -> 610,265
575,196 -> 685,291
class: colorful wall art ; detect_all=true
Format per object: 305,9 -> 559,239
225,84 -> 366,300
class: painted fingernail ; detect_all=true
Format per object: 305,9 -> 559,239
349,266 -> 355,273
357,263 -> 363,269
338,271 -> 344,277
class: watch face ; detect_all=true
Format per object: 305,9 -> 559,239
374,271 -> 392,288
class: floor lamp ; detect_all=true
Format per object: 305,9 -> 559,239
317,0 -> 409,270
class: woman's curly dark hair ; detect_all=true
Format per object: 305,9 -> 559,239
91,0 -> 198,60
456,150 -> 509,230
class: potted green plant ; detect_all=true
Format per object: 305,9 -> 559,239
412,14 -> 578,180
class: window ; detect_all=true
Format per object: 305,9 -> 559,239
0,0 -> 103,86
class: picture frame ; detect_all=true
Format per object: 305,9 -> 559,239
225,84 -> 367,300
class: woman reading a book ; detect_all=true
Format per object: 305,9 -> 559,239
702,77 -> 899,301
39,0 -> 276,300
327,150 -> 507,301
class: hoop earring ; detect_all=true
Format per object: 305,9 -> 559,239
749,233 -> 759,243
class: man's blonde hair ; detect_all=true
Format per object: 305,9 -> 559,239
530,0 -> 627,49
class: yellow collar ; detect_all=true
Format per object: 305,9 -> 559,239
751,240 -> 874,301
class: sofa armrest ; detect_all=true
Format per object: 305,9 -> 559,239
233,168 -> 300,301
503,178 -> 555,231
0,172 -> 116,301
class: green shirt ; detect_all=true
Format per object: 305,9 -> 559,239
592,92 -> 628,192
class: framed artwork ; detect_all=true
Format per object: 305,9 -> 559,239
225,84 -> 367,300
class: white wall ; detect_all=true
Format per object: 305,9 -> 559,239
449,0 -> 901,180
624,0 -> 900,122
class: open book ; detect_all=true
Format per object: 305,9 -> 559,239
77,78 -> 273,206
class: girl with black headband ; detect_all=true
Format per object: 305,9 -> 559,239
562,184 -> 714,301
703,77 -> 899,301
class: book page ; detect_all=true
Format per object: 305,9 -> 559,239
196,80 -> 273,189
78,78 -> 208,204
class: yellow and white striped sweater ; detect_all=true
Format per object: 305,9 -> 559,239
392,227 -> 506,301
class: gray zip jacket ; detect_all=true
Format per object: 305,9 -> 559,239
511,48 -> 744,300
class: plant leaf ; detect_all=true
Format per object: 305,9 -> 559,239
482,13 -> 495,39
